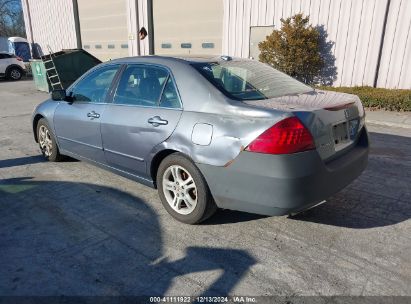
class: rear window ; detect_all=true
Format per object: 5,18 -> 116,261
191,60 -> 312,100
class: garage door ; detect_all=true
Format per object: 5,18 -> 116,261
78,0 -> 129,61
153,0 -> 223,55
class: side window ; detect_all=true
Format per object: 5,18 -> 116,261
114,65 -> 168,106
0,54 -> 4,59
71,65 -> 119,103
159,77 -> 181,108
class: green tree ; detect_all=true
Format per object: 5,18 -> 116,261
259,14 -> 323,84
0,0 -> 26,37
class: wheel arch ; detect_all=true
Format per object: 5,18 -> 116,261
5,64 -> 24,75
33,114 -> 45,142
150,149 -> 181,188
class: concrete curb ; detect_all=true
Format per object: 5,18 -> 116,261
365,119 -> 411,129
365,110 -> 411,129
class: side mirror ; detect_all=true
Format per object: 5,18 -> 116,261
51,89 -> 67,101
51,89 -> 74,102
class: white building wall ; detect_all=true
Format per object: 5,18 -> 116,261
222,0 -> 411,89
22,0 -> 411,88
377,0 -> 411,89
125,0 -> 149,56
138,0 -> 150,55
22,0 -> 148,58
21,0 -> 78,55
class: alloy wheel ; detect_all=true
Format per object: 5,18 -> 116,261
10,69 -> 21,80
38,125 -> 53,157
162,165 -> 198,215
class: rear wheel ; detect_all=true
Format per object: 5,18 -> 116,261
7,67 -> 23,80
157,153 -> 217,224
37,118 -> 63,162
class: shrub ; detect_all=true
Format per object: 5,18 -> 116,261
259,14 -> 323,85
318,86 -> 411,112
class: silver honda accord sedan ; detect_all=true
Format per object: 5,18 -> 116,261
32,55 -> 369,224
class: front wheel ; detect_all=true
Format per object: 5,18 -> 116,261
157,153 -> 217,224
37,118 -> 63,162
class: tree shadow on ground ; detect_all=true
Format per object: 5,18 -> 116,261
290,131 -> 411,228
0,177 -> 255,296
0,155 -> 78,169
0,155 -> 45,169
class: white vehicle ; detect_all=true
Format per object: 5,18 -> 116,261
0,52 -> 26,80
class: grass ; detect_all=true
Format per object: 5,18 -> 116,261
317,86 -> 411,112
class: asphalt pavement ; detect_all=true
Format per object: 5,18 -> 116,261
0,79 -> 410,297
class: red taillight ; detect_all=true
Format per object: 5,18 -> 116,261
246,117 -> 315,154
16,56 -> 23,61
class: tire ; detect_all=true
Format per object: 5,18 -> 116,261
6,67 -> 23,80
157,153 -> 217,224
36,118 -> 63,162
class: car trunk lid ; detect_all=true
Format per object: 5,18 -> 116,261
243,89 -> 365,161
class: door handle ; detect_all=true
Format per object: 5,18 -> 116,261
87,111 -> 100,119
148,116 -> 168,127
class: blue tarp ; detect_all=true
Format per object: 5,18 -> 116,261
9,41 -> 32,61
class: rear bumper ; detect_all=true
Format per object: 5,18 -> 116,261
197,127 -> 369,216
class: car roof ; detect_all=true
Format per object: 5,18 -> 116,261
172,55 -> 230,62
108,55 -> 241,65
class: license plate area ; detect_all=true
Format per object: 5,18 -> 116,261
332,121 -> 349,146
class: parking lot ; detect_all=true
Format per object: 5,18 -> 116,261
0,79 -> 410,297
